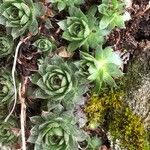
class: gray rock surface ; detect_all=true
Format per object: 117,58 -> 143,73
125,42 -> 150,129
110,41 -> 150,150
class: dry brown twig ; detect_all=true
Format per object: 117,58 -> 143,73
19,77 -> 28,150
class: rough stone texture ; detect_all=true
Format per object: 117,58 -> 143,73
107,132 -> 126,150
129,77 -> 150,128
110,41 -> 150,150
125,41 -> 150,129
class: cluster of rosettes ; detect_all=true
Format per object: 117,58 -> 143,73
0,0 -> 126,149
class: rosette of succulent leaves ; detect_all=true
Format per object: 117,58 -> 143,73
28,111 -> 101,150
49,0 -> 84,11
58,6 -> 106,52
33,36 -> 56,54
0,0 -> 45,39
81,46 -> 123,92
0,69 -> 15,106
98,0 -> 126,30
30,56 -> 88,110
0,116 -> 18,147
0,34 -> 13,58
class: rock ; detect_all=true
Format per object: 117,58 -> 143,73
124,41 -> 150,129
109,41 -> 150,150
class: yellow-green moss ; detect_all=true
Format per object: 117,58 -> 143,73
85,91 -> 124,128
109,107 -> 146,150
85,90 -> 148,150
84,95 -> 105,128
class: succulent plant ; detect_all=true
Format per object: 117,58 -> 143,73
0,0 -> 45,39
0,34 -> 13,58
0,69 -> 14,105
0,122 -> 16,146
28,112 -> 87,150
58,6 -> 105,52
87,136 -> 102,150
33,37 -> 56,53
98,0 -> 125,30
49,0 -> 84,11
81,46 -> 123,92
31,56 -> 87,108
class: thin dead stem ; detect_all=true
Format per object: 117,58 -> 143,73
4,40 -> 22,122
19,77 -> 28,150
4,36 -> 31,123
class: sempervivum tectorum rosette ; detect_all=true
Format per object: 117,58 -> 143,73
30,56 -> 88,109
0,122 -> 17,146
28,112 -> 87,150
58,6 -> 105,52
81,46 -> 123,92
0,34 -> 13,58
0,0 -> 45,39
33,37 -> 56,53
98,0 -> 125,30
0,69 -> 14,105
49,0 -> 84,11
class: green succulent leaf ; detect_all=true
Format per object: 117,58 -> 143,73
0,34 -> 13,58
0,0 -> 45,39
81,46 -> 123,92
28,112 -> 87,150
49,0 -> 84,11
33,37 -> 56,53
58,6 -> 105,52
98,0 -> 125,30
87,136 -> 102,150
0,68 -> 14,105
33,2 -> 45,17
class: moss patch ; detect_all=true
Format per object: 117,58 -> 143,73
85,90 -> 149,150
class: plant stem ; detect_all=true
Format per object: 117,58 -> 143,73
19,77 -> 28,150
4,36 -> 31,122
4,40 -> 22,122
